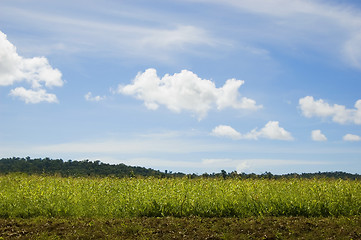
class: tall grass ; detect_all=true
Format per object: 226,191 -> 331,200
1,174 -> 360,218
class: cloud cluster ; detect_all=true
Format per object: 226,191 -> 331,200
299,96 -> 361,124
0,31 -> 63,103
343,134 -> 361,142
118,68 -> 261,120
211,121 -> 293,141
311,130 -> 327,142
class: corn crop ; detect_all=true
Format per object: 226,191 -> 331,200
0,174 -> 360,218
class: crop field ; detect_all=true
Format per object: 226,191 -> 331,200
1,174 -> 361,239
1,174 -> 361,218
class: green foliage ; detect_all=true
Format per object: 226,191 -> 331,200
1,157 -> 360,180
0,157 -> 185,178
0,174 -> 360,218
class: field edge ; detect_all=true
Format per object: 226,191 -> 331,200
1,216 -> 361,239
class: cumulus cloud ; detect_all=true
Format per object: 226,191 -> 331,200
9,87 -> 58,104
343,134 -> 361,142
0,31 -> 63,103
84,92 -> 105,102
118,68 -> 261,119
211,125 -> 241,140
245,121 -> 294,141
311,130 -> 327,141
212,121 -> 293,141
299,96 -> 361,124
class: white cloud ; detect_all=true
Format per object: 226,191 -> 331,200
212,121 -> 293,141
85,92 -> 105,102
0,31 -> 63,103
343,134 -> 361,142
244,121 -> 294,141
311,130 -> 327,142
9,87 -> 58,104
211,125 -> 241,140
299,96 -> 361,124
118,68 -> 261,120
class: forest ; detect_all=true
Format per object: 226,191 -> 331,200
1,157 -> 360,179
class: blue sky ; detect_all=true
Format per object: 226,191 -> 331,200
1,0 -> 361,174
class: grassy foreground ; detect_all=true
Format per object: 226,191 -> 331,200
1,174 -> 361,239
1,174 -> 361,218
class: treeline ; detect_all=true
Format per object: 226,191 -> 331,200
0,157 -> 185,178
0,157 -> 360,179
202,170 -> 361,180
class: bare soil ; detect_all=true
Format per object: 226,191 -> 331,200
1,216 -> 361,239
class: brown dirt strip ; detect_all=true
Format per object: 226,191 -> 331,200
1,216 -> 361,239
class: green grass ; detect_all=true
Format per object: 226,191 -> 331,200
1,174 -> 361,218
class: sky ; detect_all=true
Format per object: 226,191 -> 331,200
1,0 -> 361,174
